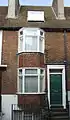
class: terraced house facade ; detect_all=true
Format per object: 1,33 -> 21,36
0,0 -> 70,120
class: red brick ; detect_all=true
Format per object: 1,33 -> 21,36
2,31 -> 18,94
19,53 -> 44,68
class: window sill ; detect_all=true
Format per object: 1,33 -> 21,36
16,92 -> 45,95
16,51 -> 44,55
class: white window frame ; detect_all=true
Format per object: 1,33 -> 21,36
27,11 -> 44,22
47,65 -> 66,109
17,67 -> 45,94
0,31 -> 2,65
18,27 -> 44,53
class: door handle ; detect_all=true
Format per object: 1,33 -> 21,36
52,89 -> 60,93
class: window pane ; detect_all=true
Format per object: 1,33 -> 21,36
40,76 -> 44,92
40,31 -> 43,36
25,69 -> 37,74
20,31 -> 23,35
19,69 -> 22,75
40,69 -> 44,74
19,76 -> 23,92
20,36 -> 23,51
50,69 -> 62,73
39,37 -> 43,52
25,76 -> 38,92
25,36 -> 37,51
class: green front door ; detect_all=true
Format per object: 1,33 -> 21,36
50,74 -> 62,106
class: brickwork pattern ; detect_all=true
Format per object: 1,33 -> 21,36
2,31 -> 18,94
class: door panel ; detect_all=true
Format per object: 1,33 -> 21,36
50,74 -> 62,105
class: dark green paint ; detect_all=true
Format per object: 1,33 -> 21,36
50,74 -> 62,106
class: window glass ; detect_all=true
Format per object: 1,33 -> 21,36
19,69 -> 22,75
25,69 -> 37,74
50,69 -> 62,73
40,76 -> 44,92
40,69 -> 44,74
25,36 -> 37,51
19,36 -> 23,51
20,31 -> 23,35
24,76 -> 38,92
19,69 -> 23,92
39,37 -> 43,52
19,76 -> 23,92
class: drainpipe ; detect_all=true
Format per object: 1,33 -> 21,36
64,30 -> 68,108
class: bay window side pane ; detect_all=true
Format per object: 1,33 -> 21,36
39,37 -> 43,52
40,76 -> 44,92
19,76 -> 23,93
20,36 -> 23,51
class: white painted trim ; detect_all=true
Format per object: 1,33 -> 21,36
17,69 -> 19,93
47,65 -> 66,108
0,31 -> 3,65
27,11 -> 44,22
0,65 -> 7,67
2,95 -> 18,120
17,92 -> 45,94
47,65 -> 50,107
62,67 -> 66,109
50,73 -> 62,75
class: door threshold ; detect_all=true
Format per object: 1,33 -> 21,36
50,104 -> 63,108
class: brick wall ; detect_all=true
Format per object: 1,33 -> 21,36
45,32 -> 70,90
45,32 -> 64,63
2,31 -> 18,94
18,94 -> 44,107
1,30 -> 70,94
19,53 -> 44,68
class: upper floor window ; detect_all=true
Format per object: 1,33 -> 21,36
18,28 -> 44,53
18,68 -> 45,94
27,11 -> 44,22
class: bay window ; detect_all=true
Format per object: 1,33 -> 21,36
18,68 -> 45,94
18,28 -> 44,53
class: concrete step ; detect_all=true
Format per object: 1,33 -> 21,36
50,117 -> 69,120
49,107 -> 69,120
50,108 -> 68,112
50,111 -> 68,116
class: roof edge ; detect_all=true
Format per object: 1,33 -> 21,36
0,27 -> 70,32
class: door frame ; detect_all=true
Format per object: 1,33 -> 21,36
47,65 -> 66,109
